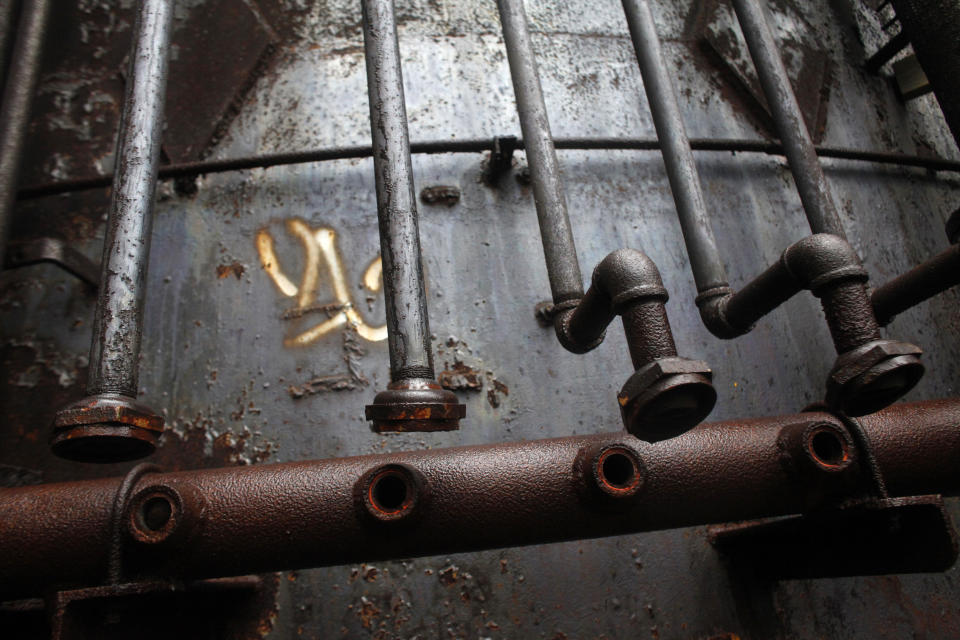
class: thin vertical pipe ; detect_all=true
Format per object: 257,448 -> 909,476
0,0 -> 50,271
496,0 -> 584,304
621,0 -> 729,295
0,0 -> 20,90
731,0 -> 846,238
361,0 -> 434,380
87,0 -> 174,397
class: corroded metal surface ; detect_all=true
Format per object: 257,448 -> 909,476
2,400 -> 959,602
1,0 -> 959,638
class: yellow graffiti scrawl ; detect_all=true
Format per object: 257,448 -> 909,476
256,219 -> 388,346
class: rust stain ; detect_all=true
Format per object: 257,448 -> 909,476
216,261 -> 245,279
439,360 -> 483,391
419,184 -> 460,206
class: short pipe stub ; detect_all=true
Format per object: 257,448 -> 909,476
618,358 -> 717,442
127,485 -> 184,545
779,420 -> 857,479
355,463 -> 428,524
51,393 -> 164,463
365,379 -> 466,433
578,443 -> 648,502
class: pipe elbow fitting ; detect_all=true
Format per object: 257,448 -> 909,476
553,249 -> 670,354
695,287 -> 743,339
592,248 -> 668,311
781,234 -> 868,295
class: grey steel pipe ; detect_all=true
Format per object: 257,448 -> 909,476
871,243 -> 960,326
620,0 -> 729,296
496,0 -> 584,304
361,0 -> 464,432
2,398 -> 959,600
0,0 -> 50,271
0,0 -> 19,90
731,0 -> 846,238
50,0 -> 173,462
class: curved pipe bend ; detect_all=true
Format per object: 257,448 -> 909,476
697,234 -> 869,344
554,249 -> 672,363
696,234 -> 924,416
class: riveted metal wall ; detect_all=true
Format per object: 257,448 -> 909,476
1,0 -> 958,638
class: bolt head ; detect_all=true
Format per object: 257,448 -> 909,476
51,393 -> 164,463
826,340 -> 924,416
618,358 -> 716,442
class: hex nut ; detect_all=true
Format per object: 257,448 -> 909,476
618,358 -> 716,442
826,340 -> 924,416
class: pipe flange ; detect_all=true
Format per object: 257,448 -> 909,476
618,357 -> 717,442
575,442 -> 648,505
365,379 -> 465,433
354,463 -> 429,524
826,340 -> 924,416
51,393 -> 164,463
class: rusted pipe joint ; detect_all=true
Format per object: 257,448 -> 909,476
826,340 -> 925,417
697,235 -> 923,415
553,249 -> 715,439
575,442 -> 647,504
354,463 -> 429,524
780,234 -> 869,293
127,485 -> 184,545
51,393 -> 164,463
777,420 -> 858,510
365,378 -> 465,433
698,234 -> 869,338
554,248 -> 669,354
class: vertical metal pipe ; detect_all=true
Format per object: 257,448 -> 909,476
88,0 -> 173,397
621,0 -> 729,295
0,0 -> 50,271
0,0 -> 20,90
361,0 -> 433,380
361,0 -> 464,432
731,0 -> 847,238
51,0 -> 173,462
495,0 -> 584,304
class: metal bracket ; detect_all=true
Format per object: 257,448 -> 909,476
3,237 -> 99,287
709,495 -> 959,579
482,135 -> 518,184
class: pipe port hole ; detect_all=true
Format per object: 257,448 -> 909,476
367,467 -> 417,519
128,487 -> 181,543
808,428 -> 849,468
595,448 -> 642,496
141,496 -> 173,531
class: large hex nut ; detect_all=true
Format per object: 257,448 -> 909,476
51,393 -> 164,463
618,357 -> 716,442
826,340 -> 924,416
365,378 -> 465,433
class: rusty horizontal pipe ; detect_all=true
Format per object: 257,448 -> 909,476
871,243 -> 960,326
2,398 -> 959,600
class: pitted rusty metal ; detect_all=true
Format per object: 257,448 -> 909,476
51,394 -> 164,462
3,399 -> 960,601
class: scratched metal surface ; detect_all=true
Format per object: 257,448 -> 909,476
2,0 -> 960,638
